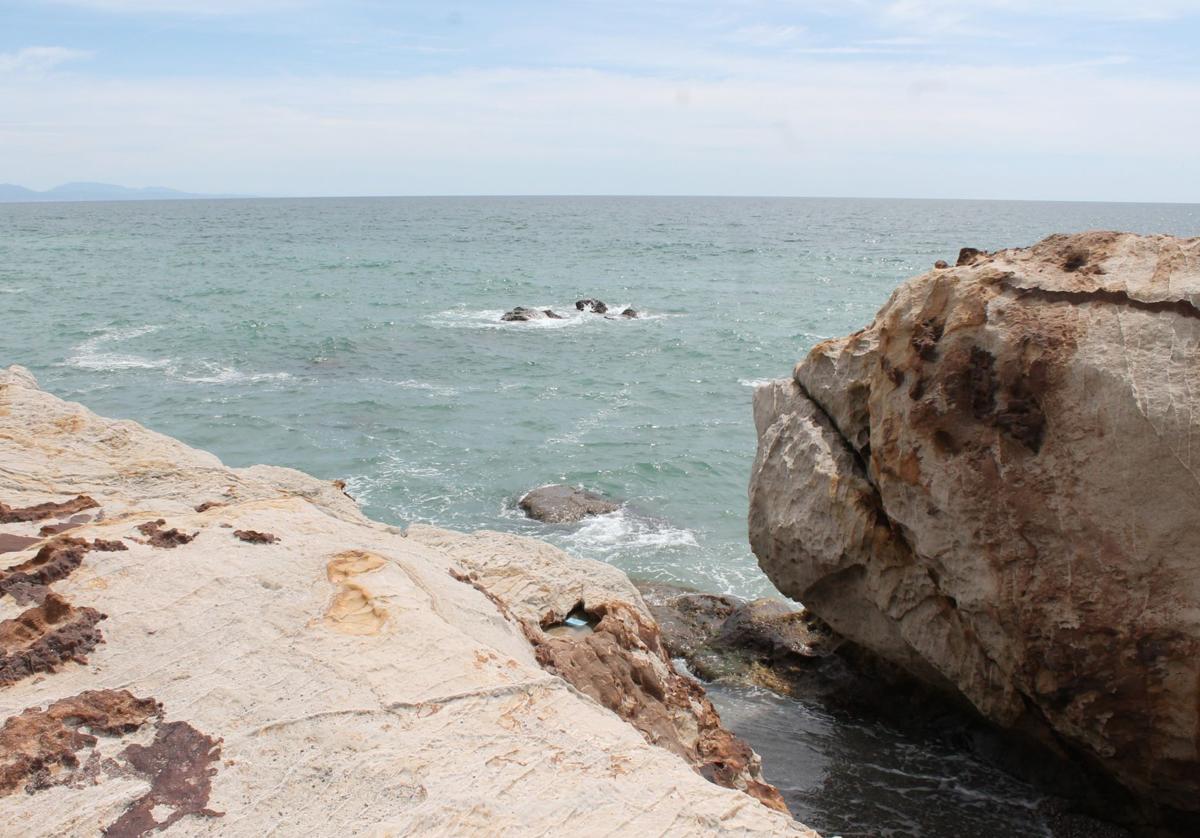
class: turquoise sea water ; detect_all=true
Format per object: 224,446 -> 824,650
3,197 -> 1198,837
3,197 -> 1197,598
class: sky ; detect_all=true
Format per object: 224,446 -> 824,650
2,0 -> 1199,201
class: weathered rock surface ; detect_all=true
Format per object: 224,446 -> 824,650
749,232 -> 1200,820
518,483 -> 620,523
0,366 -> 809,836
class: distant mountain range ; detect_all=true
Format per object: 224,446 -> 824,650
0,182 -> 240,202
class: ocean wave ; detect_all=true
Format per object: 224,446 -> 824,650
0,286 -> 25,294
560,508 -> 699,552
737,378 -> 773,388
65,325 -> 172,372
166,363 -> 294,385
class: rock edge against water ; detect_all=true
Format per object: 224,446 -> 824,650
0,365 -> 809,836
749,232 -> 1200,832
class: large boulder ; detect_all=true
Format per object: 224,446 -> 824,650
0,366 -> 808,836
749,232 -> 1200,820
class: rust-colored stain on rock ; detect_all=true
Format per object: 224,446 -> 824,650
103,721 -> 224,837
0,591 -> 106,686
0,536 -> 92,599
0,495 -> 99,524
525,601 -> 789,814
0,689 -> 160,795
135,520 -> 197,549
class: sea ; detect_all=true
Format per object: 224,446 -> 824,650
2,196 -> 1197,836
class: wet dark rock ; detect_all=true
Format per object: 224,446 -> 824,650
620,308 -> 639,318
575,299 -> 608,314
955,246 -> 987,266
518,485 -> 620,524
637,582 -> 842,696
500,307 -> 563,322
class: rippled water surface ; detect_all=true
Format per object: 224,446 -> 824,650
2,197 -> 1196,835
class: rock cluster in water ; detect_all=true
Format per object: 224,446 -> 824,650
0,366 -> 809,835
748,232 -> 1200,828
499,299 -> 639,322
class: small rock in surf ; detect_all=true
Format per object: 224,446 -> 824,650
519,484 -> 619,523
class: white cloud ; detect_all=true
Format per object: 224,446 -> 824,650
0,46 -> 93,74
2,58 -> 1196,200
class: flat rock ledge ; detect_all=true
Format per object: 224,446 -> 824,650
0,366 -> 809,837
749,232 -> 1200,831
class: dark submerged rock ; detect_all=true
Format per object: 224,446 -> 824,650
620,308 -> 638,318
518,484 -> 619,524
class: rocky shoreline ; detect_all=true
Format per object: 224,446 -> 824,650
0,365 -> 809,836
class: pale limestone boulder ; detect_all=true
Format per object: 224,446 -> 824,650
0,366 -> 808,836
749,232 -> 1200,814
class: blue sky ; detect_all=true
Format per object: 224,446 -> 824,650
2,1 -> 1199,200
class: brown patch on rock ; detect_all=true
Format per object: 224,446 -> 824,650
910,318 -> 944,361
193,501 -> 224,513
90,539 -> 128,552
233,529 -> 279,544
0,689 -> 159,795
135,520 -> 196,549
0,495 -> 99,524
524,601 -> 789,814
0,536 -> 92,599
0,592 -> 106,686
0,533 -> 40,554
103,721 -> 224,837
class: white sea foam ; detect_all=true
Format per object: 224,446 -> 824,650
65,325 -> 172,372
167,363 -> 294,385
357,376 -> 459,397
561,508 -> 699,552
737,378 -> 773,388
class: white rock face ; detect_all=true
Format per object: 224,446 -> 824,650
749,232 -> 1200,815
0,366 -> 808,836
